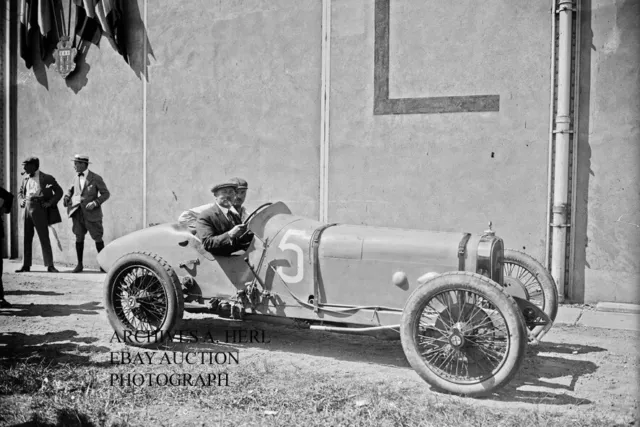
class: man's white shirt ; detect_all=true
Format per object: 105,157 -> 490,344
26,170 -> 41,198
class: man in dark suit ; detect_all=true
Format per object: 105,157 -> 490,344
16,156 -> 63,273
0,186 -> 14,307
63,154 -> 110,273
196,181 -> 253,256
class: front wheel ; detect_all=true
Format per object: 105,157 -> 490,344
503,249 -> 558,334
104,251 -> 184,348
400,272 -> 527,396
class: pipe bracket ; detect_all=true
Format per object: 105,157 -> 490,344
553,129 -> 574,134
556,5 -> 576,13
550,223 -> 571,228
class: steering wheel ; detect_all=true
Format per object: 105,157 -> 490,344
243,203 -> 273,226
237,203 -> 273,241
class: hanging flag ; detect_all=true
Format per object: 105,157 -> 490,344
19,0 -> 34,68
19,0 -> 58,68
37,0 -> 53,37
74,0 -> 122,49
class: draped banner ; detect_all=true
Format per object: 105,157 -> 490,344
19,0 -> 125,73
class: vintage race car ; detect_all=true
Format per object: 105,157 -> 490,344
98,202 -> 557,396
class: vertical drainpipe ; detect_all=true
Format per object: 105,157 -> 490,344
319,0 -> 331,224
142,0 -> 148,228
3,1 -> 10,257
550,0 -> 575,302
545,0 -> 558,272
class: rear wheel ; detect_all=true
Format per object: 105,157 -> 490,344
400,272 -> 527,396
503,249 -> 558,333
104,252 -> 184,348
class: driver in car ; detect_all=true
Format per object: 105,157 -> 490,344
195,181 -> 253,256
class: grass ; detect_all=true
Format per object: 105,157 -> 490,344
0,352 -> 632,427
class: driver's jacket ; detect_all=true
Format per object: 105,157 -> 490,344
195,204 -> 252,256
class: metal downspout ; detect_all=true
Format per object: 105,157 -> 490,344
142,0 -> 148,228
545,0 -> 558,271
319,0 -> 332,224
550,0 -> 575,302
3,2 -> 10,258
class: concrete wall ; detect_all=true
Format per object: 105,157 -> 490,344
14,1 -> 146,268
329,0 -> 551,262
10,0 -> 640,304
145,0 -> 322,225
574,0 -> 640,303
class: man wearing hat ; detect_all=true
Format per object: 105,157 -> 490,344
195,180 -> 253,256
229,177 -> 249,221
15,156 -> 64,273
178,177 -> 249,230
63,155 -> 110,273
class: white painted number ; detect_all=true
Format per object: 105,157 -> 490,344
276,229 -> 304,284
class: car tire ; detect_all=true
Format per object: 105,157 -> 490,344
104,251 -> 184,348
503,249 -> 558,333
400,271 -> 527,397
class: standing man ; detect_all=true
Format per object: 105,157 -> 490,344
16,156 -> 63,273
63,155 -> 110,273
0,186 -> 14,307
196,181 -> 252,256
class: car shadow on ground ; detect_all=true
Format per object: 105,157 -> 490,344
179,314 -> 606,405
0,301 -> 103,317
485,340 -> 606,405
178,315 -> 409,369
0,330 -> 111,368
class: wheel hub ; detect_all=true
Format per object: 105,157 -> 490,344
127,296 -> 140,308
449,329 -> 465,348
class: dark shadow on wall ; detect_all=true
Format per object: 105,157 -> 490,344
65,39 -> 91,93
120,0 -> 155,81
571,0 -> 594,303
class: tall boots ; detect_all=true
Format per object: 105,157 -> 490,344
72,242 -> 84,273
72,241 -> 105,273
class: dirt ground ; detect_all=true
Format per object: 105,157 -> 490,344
1,270 -> 639,424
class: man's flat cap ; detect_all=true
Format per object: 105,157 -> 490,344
211,181 -> 238,193
230,177 -> 248,189
22,156 -> 39,165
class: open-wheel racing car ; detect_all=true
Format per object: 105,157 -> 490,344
98,202 -> 558,396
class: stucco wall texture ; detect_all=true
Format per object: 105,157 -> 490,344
11,1 -> 640,303
574,0 -> 640,303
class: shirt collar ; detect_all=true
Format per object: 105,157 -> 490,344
79,169 -> 90,177
215,202 -> 230,215
29,170 -> 40,179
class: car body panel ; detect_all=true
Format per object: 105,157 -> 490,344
98,202 -> 501,326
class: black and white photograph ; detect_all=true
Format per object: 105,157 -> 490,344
1,0 -> 639,426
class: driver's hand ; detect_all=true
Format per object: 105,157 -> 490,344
228,224 -> 247,238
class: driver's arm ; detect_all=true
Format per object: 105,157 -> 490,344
195,215 -> 234,255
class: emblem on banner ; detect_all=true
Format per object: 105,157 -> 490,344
52,36 -> 78,79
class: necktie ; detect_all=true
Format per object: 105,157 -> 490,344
228,210 -> 241,225
78,172 -> 84,177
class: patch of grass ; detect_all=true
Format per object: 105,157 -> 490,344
0,355 -> 634,427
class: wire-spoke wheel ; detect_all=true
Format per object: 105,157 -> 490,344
401,272 -> 526,396
503,249 -> 558,333
104,252 -> 184,348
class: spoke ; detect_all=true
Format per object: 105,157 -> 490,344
419,322 -> 450,337
418,334 -> 447,345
